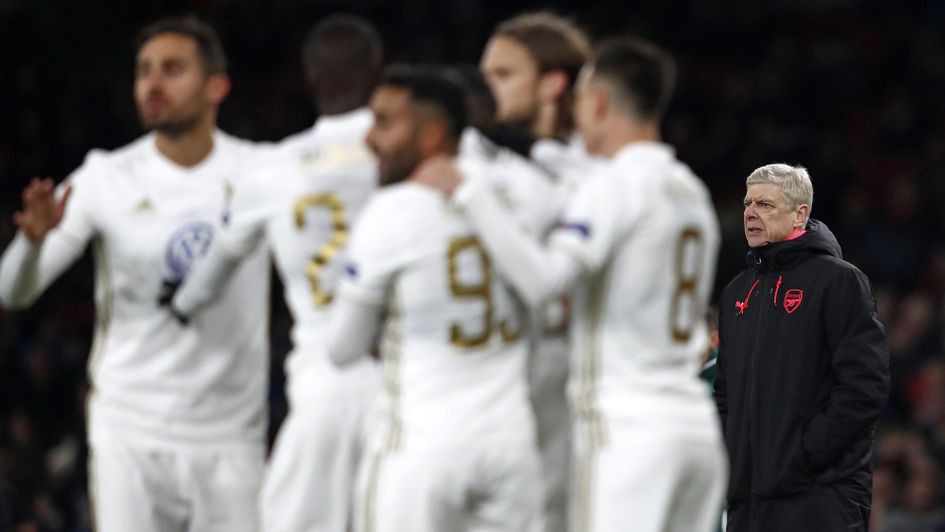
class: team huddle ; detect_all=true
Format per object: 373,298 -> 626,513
0,9 -> 890,532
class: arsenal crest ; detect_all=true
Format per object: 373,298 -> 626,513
783,289 -> 803,314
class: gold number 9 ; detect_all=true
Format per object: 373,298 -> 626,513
447,236 -> 521,349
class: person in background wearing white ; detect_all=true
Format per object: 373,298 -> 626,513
417,37 -> 728,532
169,14 -> 384,532
0,16 -> 270,532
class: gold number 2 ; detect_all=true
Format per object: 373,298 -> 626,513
293,193 -> 348,307
447,236 -> 521,349
670,228 -> 704,342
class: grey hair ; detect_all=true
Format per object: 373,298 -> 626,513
746,163 -> 813,215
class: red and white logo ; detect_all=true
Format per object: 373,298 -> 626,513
783,289 -> 803,314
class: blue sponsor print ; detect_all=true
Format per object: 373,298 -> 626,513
165,222 -> 215,281
557,221 -> 592,238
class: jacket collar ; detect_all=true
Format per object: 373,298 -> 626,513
746,219 -> 842,272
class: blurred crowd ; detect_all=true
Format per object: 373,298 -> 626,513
1,0 -> 944,530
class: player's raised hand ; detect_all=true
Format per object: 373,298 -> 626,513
12,178 -> 72,243
411,155 -> 465,196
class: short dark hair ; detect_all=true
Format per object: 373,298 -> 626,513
381,65 -> 468,142
590,37 -> 677,121
447,64 -> 495,130
136,15 -> 227,75
302,14 -> 382,82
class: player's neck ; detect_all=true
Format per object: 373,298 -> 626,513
599,120 -> 660,158
154,118 -> 216,168
317,93 -> 368,116
532,104 -> 570,142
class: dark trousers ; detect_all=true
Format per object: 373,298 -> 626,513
727,482 -> 871,532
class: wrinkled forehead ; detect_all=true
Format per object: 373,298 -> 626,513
744,182 -> 786,203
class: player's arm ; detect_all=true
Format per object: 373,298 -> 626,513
456,177 -> 581,308
169,177 -> 270,320
325,294 -> 383,367
0,178 -> 90,309
802,267 -> 890,470
326,195 -> 402,367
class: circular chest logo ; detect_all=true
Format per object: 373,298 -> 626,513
165,222 -> 214,281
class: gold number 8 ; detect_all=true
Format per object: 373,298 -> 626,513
670,228 -> 704,342
293,193 -> 348,307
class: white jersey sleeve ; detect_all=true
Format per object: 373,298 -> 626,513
336,193 -> 411,308
327,192 -> 410,365
549,170 -> 645,272
454,177 -> 581,309
215,161 -> 278,258
0,153 -> 103,308
170,162 -> 277,317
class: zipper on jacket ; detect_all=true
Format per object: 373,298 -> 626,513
747,273 -> 772,487
736,278 -> 760,315
772,275 -> 782,306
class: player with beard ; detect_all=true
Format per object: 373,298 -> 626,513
0,16 -> 269,532
169,14 -> 383,532
325,66 -> 544,532
477,12 -> 594,531
419,37 -> 727,532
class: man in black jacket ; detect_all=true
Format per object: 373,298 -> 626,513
715,163 -> 890,532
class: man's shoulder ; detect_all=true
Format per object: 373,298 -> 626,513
356,183 -> 447,248
809,254 -> 873,294
804,252 -> 866,279
68,135 -> 154,183
214,130 -> 269,160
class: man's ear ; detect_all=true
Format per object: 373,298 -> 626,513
795,204 -> 811,228
418,119 -> 447,157
206,74 -> 231,105
593,86 -> 610,121
538,70 -> 569,104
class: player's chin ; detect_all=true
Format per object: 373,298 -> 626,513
139,115 -> 170,131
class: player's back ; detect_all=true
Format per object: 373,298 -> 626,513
346,181 -> 534,451
568,143 -> 720,424
250,110 -> 377,375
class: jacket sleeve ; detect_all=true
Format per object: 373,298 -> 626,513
713,299 -> 728,430
802,266 -> 890,468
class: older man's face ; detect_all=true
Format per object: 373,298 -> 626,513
743,183 -> 802,248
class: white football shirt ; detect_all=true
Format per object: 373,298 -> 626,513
550,142 -> 721,423
530,135 -> 605,195
0,131 -> 270,445
459,128 -> 562,237
216,109 -> 377,378
337,180 -> 539,450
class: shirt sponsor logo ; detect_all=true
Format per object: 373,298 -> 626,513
165,222 -> 214,281
783,289 -> 803,314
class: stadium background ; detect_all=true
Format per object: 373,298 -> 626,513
1,0 -> 944,530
